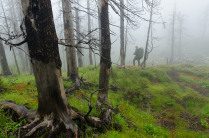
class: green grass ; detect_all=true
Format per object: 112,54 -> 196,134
0,64 -> 209,137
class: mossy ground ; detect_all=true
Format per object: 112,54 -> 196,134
0,64 -> 209,137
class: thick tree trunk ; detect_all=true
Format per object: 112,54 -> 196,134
0,39 -> 12,76
62,0 -> 79,81
120,0 -> 125,66
87,0 -> 93,65
97,0 -> 111,106
142,0 -> 153,69
75,1 -> 83,68
20,0 -> 78,136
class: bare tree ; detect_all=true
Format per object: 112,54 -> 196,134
0,38 -> 12,76
62,0 -> 79,81
12,0 -> 79,136
120,0 -> 125,66
97,0 -> 102,54
142,0 -> 154,69
87,0 -> 93,65
97,0 -> 112,121
75,0 -> 83,67
0,0 -> 20,75
170,7 -> 176,64
178,13 -> 184,60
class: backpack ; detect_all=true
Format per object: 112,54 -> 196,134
136,48 -> 144,59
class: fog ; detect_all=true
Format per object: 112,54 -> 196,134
1,0 -> 209,73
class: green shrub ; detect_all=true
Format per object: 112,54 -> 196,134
201,120 -> 208,129
144,124 -> 162,136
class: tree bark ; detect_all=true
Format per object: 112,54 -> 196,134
120,0 -> 125,66
61,0 -> 79,81
0,38 -> 12,76
97,0 -> 112,106
142,0 -> 153,69
87,0 -> 93,65
20,0 -> 78,136
75,1 -> 83,68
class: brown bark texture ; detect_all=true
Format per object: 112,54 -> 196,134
19,0 -> 78,136
97,0 -> 112,107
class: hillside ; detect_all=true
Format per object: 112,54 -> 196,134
0,64 -> 209,137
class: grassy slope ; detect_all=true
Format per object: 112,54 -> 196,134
0,64 -> 209,138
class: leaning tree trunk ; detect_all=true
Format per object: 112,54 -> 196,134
142,0 -> 153,69
75,1 -> 83,68
120,0 -> 125,66
97,0 -> 111,107
0,38 -> 12,76
62,0 -> 79,81
87,0 -> 93,65
19,0 -> 78,136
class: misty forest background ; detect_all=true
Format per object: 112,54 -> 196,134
0,0 -> 209,137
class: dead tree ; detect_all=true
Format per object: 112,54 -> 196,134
75,0 -> 83,67
178,13 -> 184,60
97,0 -> 102,54
9,0 -> 79,136
0,38 -> 12,76
0,0 -> 20,75
61,0 -> 79,81
87,0 -> 93,65
120,0 -> 125,66
142,0 -> 154,69
97,0 -> 113,121
170,8 -> 176,64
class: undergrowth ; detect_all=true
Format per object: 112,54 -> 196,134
0,64 -> 209,137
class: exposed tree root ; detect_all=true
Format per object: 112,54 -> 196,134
1,100 -> 122,137
0,100 -> 36,122
65,77 -> 124,94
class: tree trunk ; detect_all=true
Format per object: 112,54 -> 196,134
61,0 -> 78,81
87,0 -> 93,65
97,0 -> 111,106
98,0 -> 102,55
170,9 -> 176,64
24,45 -> 33,74
120,0 -> 125,66
142,0 -> 153,69
75,0 -> 83,68
12,48 -> 21,75
20,0 -> 78,136
0,38 -> 12,76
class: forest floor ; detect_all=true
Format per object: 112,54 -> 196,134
0,64 -> 209,138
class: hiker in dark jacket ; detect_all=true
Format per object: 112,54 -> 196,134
133,46 -> 144,66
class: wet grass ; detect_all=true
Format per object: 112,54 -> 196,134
0,64 -> 209,137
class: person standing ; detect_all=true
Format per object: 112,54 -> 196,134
133,46 -> 144,66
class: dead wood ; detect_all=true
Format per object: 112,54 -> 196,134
0,100 -> 122,137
